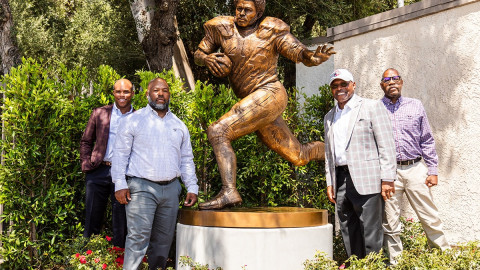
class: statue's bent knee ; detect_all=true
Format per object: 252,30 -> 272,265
207,122 -> 233,145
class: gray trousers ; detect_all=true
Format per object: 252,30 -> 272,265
335,167 -> 384,259
123,177 -> 182,270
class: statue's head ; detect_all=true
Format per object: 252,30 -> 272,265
233,0 -> 266,27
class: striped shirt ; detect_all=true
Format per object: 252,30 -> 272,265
104,103 -> 133,162
381,96 -> 438,175
111,105 -> 199,194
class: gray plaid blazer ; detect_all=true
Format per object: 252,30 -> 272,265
324,96 -> 397,196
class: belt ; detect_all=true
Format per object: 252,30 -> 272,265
155,177 -> 178,185
102,161 -> 112,166
397,157 -> 421,166
335,165 -> 349,172
143,177 -> 178,186
126,176 -> 179,185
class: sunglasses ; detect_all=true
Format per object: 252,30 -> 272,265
330,81 -> 351,90
381,76 -> 402,83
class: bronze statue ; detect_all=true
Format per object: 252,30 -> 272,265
194,0 -> 336,210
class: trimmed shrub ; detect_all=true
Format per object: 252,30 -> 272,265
0,59 -> 119,268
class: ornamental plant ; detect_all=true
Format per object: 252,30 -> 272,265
399,217 -> 428,251
68,235 -> 149,270
0,58 -> 108,269
178,255 -> 222,270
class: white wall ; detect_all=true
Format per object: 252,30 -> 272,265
296,51 -> 333,97
298,1 -> 480,244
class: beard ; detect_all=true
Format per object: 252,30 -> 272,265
148,95 -> 169,111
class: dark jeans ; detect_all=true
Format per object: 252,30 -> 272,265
335,167 -> 384,259
84,164 -> 127,248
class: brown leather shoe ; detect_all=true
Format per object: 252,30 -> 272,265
199,187 -> 242,210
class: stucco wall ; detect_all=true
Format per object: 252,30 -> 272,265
298,1 -> 480,244
296,52 -> 333,97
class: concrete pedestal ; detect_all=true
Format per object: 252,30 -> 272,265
176,207 -> 333,270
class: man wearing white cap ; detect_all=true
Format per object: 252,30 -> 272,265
324,69 -> 397,258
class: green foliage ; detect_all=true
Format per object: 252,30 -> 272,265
394,242 -> 480,269
345,252 -> 387,269
303,252 -> 338,270
9,0 -> 146,76
399,217 -> 428,251
179,255 -> 222,270
333,231 -> 349,264
0,58 -> 124,268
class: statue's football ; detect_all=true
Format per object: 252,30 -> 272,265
216,54 -> 232,78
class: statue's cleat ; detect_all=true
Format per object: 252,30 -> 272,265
199,188 -> 242,210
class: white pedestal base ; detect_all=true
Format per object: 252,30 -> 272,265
176,223 -> 333,270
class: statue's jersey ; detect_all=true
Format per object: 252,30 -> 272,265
198,16 -> 307,98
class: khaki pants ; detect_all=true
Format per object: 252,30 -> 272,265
383,160 -> 449,264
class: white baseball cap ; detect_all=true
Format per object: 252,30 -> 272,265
329,69 -> 354,85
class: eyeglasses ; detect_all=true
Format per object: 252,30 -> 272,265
381,76 -> 401,83
330,81 -> 351,90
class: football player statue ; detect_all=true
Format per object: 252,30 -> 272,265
194,0 -> 336,210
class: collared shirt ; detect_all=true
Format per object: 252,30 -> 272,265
381,96 -> 438,175
111,105 -> 199,194
333,94 -> 361,166
104,103 -> 133,162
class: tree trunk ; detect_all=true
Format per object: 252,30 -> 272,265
130,0 -> 195,90
0,0 -> 21,75
0,0 -> 20,248
301,14 -> 316,39
143,0 -> 177,72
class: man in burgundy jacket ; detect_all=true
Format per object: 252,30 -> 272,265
80,79 -> 134,248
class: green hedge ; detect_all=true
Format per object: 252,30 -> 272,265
0,59 -> 121,268
0,58 -> 333,268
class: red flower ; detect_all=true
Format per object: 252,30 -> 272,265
94,258 -> 100,263
86,250 -> 92,255
102,263 -> 107,269
142,256 -> 148,262
116,256 -> 124,266
79,255 -> 87,264
75,253 -> 80,258
105,235 -> 112,241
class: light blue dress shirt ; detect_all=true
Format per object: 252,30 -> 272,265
111,105 -> 199,194
104,103 -> 133,162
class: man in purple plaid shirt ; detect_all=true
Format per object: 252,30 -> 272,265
380,68 -> 450,265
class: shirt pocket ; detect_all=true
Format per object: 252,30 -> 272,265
354,118 -> 373,134
398,114 -> 421,137
167,128 -> 184,150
